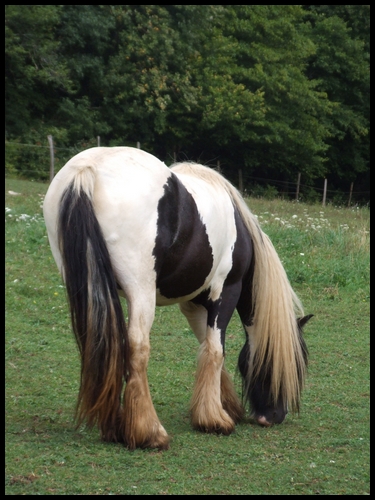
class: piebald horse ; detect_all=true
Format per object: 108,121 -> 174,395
43,146 -> 312,450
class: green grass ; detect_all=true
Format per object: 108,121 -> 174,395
6,178 -> 369,495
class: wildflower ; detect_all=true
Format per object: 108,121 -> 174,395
17,214 -> 31,221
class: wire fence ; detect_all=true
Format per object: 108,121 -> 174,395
5,138 -> 370,207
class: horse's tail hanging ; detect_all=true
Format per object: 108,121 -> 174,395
224,184 -> 307,413
57,164 -> 129,442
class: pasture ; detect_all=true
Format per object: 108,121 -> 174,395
5,177 -> 369,495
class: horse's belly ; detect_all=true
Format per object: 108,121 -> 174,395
155,287 -> 206,306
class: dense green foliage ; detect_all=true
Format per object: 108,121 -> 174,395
5,6 -> 370,202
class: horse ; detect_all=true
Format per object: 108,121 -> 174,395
43,146 -> 312,450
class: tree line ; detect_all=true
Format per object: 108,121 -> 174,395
5,5 -> 370,203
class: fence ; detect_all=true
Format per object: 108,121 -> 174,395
234,169 -> 363,207
5,137 -> 369,207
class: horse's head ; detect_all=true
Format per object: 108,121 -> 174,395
251,390 -> 288,426
251,314 -> 313,427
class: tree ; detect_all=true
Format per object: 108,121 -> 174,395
101,5 -> 214,153
303,6 -> 370,192
54,5 -> 117,141
5,5 -> 370,202
203,5 -> 334,183
5,5 -> 72,138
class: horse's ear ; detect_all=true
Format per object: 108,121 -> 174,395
297,314 -> 314,329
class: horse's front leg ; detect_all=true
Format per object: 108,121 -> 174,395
190,326 -> 235,434
122,299 -> 169,450
189,285 -> 243,434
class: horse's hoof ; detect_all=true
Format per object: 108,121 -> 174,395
192,417 -> 235,435
126,435 -> 170,451
125,425 -> 170,450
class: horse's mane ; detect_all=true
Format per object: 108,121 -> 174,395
171,161 -> 227,189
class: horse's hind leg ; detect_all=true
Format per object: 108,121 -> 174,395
122,293 -> 169,450
180,295 -> 244,433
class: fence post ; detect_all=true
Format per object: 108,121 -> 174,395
348,182 -> 353,207
217,160 -> 221,173
97,136 -> 100,147
295,172 -> 301,201
47,135 -> 54,182
239,169 -> 243,194
322,178 -> 327,207
137,141 -> 140,149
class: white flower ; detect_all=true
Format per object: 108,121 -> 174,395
18,214 -> 31,221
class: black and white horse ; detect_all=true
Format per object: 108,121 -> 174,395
43,147 -> 312,450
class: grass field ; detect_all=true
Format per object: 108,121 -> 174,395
5,177 -> 369,495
